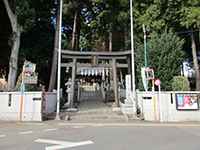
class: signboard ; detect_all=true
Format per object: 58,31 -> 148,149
176,93 -> 199,110
24,74 -> 38,84
23,61 -> 38,84
33,97 -> 42,101
141,67 -> 155,91
23,61 -> 36,76
141,67 -> 147,91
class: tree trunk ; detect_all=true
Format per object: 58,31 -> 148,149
3,0 -> 20,90
71,10 -> 78,50
48,3 -> 60,92
7,31 -> 20,90
108,30 -> 113,81
124,28 -> 129,50
75,15 -> 81,51
191,31 -> 200,90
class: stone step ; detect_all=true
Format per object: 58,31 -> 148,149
68,114 -> 126,121
76,109 -> 122,114
74,113 -> 124,118
62,109 -> 126,121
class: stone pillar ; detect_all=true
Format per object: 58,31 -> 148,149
70,58 -> 77,108
127,55 -> 131,74
112,58 -> 119,106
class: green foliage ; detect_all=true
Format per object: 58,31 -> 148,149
180,0 -> 200,29
16,0 -> 36,31
77,0 -> 130,50
136,30 -> 185,90
79,34 -> 92,50
171,76 -> 190,91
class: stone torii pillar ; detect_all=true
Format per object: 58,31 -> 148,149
112,58 -> 119,106
70,58 -> 77,108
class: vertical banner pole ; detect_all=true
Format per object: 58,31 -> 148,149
56,0 -> 63,120
19,70 -> 24,121
158,84 -> 162,122
130,0 -> 137,114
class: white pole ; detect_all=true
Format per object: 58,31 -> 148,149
56,0 -> 63,120
158,84 -> 162,122
130,0 -> 137,112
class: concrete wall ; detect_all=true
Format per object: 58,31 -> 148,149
43,92 -> 57,114
137,91 -> 200,122
0,92 -> 56,121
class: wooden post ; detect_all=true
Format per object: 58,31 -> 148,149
70,58 -> 77,108
112,58 -> 119,106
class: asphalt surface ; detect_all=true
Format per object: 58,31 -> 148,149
0,121 -> 200,150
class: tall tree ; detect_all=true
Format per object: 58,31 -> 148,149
71,5 -> 80,50
63,0 -> 88,51
135,30 -> 185,90
0,1 -> 11,71
3,0 -> 36,90
180,0 -> 200,90
3,0 -> 21,90
88,0 -> 129,51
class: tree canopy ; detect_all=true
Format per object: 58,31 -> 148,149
1,0 -> 200,91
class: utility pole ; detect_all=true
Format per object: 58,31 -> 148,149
130,0 -> 137,112
56,0 -> 63,120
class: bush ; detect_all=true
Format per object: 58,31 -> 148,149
171,76 -> 190,91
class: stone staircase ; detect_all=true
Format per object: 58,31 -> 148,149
64,91 -> 127,121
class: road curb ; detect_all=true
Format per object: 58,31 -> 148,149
58,122 -> 200,127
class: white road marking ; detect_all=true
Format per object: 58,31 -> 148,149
17,123 -> 45,126
19,131 -> 33,135
44,128 -> 58,132
35,138 -> 94,150
0,134 -> 6,138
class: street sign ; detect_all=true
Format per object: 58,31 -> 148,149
141,67 -> 155,91
35,138 -> 94,150
125,75 -> 132,101
155,79 -> 161,86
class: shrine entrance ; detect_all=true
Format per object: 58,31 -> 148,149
61,50 -> 131,110
77,68 -> 104,102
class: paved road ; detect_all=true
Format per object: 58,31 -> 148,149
0,121 -> 200,150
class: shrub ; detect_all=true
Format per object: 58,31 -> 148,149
171,76 -> 190,91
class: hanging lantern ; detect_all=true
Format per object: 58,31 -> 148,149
81,68 -> 84,76
88,68 -> 91,76
84,69 -> 87,76
91,69 -> 95,76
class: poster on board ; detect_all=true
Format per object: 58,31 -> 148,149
176,93 -> 199,110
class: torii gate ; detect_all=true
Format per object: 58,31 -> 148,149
61,49 -> 131,107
